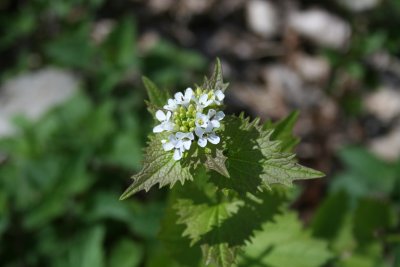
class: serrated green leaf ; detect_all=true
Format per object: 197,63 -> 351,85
159,186 -> 203,267
264,111 -> 300,152
119,134 -> 194,199
175,199 -> 243,245
171,176 -> 287,267
205,149 -> 230,178
202,244 -> 238,267
240,212 -> 333,267
175,198 -> 242,267
142,76 -> 170,114
212,115 -> 324,195
201,58 -> 229,93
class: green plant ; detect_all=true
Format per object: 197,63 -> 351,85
121,60 -> 331,267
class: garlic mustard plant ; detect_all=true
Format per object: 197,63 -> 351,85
121,59 -> 325,267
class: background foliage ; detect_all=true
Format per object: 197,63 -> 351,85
0,0 -> 399,267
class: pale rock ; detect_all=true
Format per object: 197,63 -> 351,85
246,0 -> 279,38
264,64 -> 324,108
294,53 -> 330,83
364,88 -> 400,122
148,0 -> 175,13
369,126 -> 400,161
289,9 -> 351,49
0,68 -> 79,137
91,19 -> 115,44
231,83 -> 287,119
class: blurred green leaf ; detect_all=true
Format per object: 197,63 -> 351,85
108,239 -> 143,267
71,226 -> 105,267
311,191 -> 350,240
45,23 -> 93,69
101,16 -> 138,70
331,147 -> 398,198
353,199 -> 392,244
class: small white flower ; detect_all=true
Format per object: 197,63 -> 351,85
195,126 -> 220,148
207,109 -> 225,128
195,112 -> 210,128
174,88 -> 194,107
162,132 -> 194,160
213,90 -> 225,105
163,98 -> 178,111
153,110 -> 174,133
198,93 -> 213,109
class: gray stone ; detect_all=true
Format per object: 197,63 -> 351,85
0,68 -> 79,137
289,9 -> 351,49
246,0 -> 279,38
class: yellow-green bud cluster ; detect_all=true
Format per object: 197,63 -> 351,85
173,104 -> 196,132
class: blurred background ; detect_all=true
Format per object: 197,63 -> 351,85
0,0 -> 399,266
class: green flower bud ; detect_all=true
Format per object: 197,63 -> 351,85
179,107 -> 186,113
189,127 -> 194,132
188,104 -> 195,112
196,87 -> 202,96
180,126 -> 188,132
189,120 -> 195,127
175,119 -> 181,125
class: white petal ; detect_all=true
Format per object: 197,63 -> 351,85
173,149 -> 182,160
205,124 -> 214,133
175,140 -> 184,149
205,99 -> 213,107
215,90 -> 225,101
199,94 -> 208,104
215,111 -> 225,120
195,127 -> 204,137
208,133 -> 220,144
175,132 -> 186,139
163,142 -> 174,151
198,137 -> 207,147
187,132 -> 194,140
183,140 -> 192,150
211,120 -> 220,128
164,99 -> 177,111
166,111 -> 172,120
153,124 -> 164,133
164,122 -> 175,131
174,92 -> 184,101
185,88 -> 193,99
207,109 -> 216,118
155,110 -> 166,121
168,134 -> 178,145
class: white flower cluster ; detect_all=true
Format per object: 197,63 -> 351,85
153,87 -> 225,160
